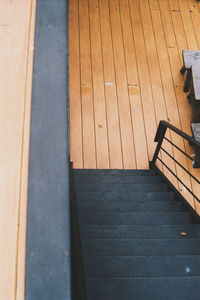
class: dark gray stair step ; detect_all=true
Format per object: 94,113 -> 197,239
73,169 -> 156,176
78,200 -> 183,212
75,183 -> 168,192
86,277 -> 200,300
76,191 -> 174,202
74,175 -> 162,184
85,256 -> 200,277
79,212 -> 192,225
82,239 -> 200,256
80,224 -> 200,239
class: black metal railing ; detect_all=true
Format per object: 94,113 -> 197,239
150,120 -> 200,204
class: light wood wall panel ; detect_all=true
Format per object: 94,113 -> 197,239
0,1 -> 36,299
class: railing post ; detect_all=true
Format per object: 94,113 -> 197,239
149,124 -> 167,169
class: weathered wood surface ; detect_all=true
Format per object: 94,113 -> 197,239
192,64 -> 200,101
182,50 -> 200,69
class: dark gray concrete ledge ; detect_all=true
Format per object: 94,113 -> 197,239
25,1 -> 70,299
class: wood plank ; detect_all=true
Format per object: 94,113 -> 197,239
0,0 -> 34,298
99,0 -> 123,169
177,0 -> 198,49
16,2 -> 36,299
139,0 -> 178,185
119,0 -> 148,169
109,0 -> 136,169
129,0 -> 157,160
69,0 -> 83,168
89,0 -> 110,169
79,0 -> 96,168
187,0 -> 200,48
169,9 -> 188,62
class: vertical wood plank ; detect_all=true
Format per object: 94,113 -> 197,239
16,2 -> 37,299
119,0 -> 149,169
0,0 -> 34,298
79,0 -> 97,168
109,0 -> 136,169
89,0 -> 110,169
129,0 -> 157,159
69,0 -> 83,168
99,0 -> 123,169
139,0 -> 177,184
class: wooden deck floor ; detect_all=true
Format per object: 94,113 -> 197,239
0,1 -> 36,299
69,0 -> 200,169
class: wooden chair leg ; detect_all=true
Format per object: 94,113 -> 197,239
184,69 -> 191,92
180,65 -> 186,74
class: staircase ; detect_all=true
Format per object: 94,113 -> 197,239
73,169 -> 200,300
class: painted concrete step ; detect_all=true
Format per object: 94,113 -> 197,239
73,169 -> 157,176
76,191 -> 175,202
82,239 -> 200,256
84,255 -> 200,277
74,175 -> 163,184
77,200 -> 183,212
80,224 -> 200,239
75,183 -> 168,192
86,277 -> 200,300
79,212 -> 192,225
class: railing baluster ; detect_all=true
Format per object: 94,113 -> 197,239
149,123 -> 167,168
150,120 -> 200,209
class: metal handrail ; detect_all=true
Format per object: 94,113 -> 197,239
150,120 -> 200,203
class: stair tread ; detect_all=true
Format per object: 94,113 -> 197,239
82,238 -> 200,256
80,224 -> 200,239
84,255 -> 200,277
86,277 -> 200,300
76,191 -> 174,201
77,200 -> 183,212
79,212 -> 192,225
75,183 -> 168,192
74,175 -> 162,184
